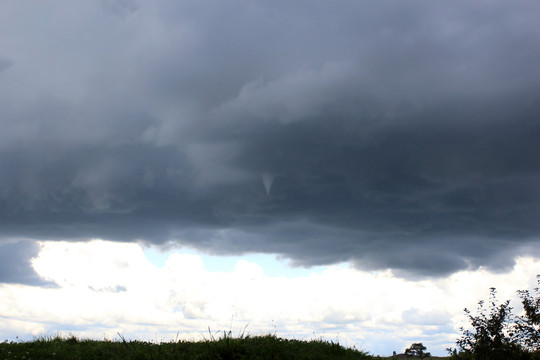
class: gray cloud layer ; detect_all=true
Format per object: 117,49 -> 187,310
1,0 -> 540,281
0,241 -> 52,286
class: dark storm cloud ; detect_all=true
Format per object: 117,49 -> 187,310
1,0 -> 540,280
0,241 -> 52,286
0,57 -> 13,72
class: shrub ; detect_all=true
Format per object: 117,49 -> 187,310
454,287 -> 525,360
516,276 -> 540,352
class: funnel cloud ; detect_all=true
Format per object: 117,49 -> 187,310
262,173 -> 274,195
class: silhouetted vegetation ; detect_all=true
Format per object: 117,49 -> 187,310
405,342 -> 430,358
450,276 -> 540,360
0,332 -> 372,360
517,281 -> 540,352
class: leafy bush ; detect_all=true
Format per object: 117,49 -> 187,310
452,278 -> 540,360
455,287 -> 523,359
516,276 -> 540,352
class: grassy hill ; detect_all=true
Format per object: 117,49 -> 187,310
0,333 -> 376,360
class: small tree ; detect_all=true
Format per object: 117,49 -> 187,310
405,343 -> 430,358
455,287 -> 523,360
516,275 -> 540,352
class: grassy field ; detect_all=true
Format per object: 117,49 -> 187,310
0,332 -> 378,360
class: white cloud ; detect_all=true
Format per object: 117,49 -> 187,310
0,240 -> 539,356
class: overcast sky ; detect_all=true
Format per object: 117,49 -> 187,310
1,0 -> 540,355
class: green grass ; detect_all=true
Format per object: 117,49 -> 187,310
0,332 -> 373,360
